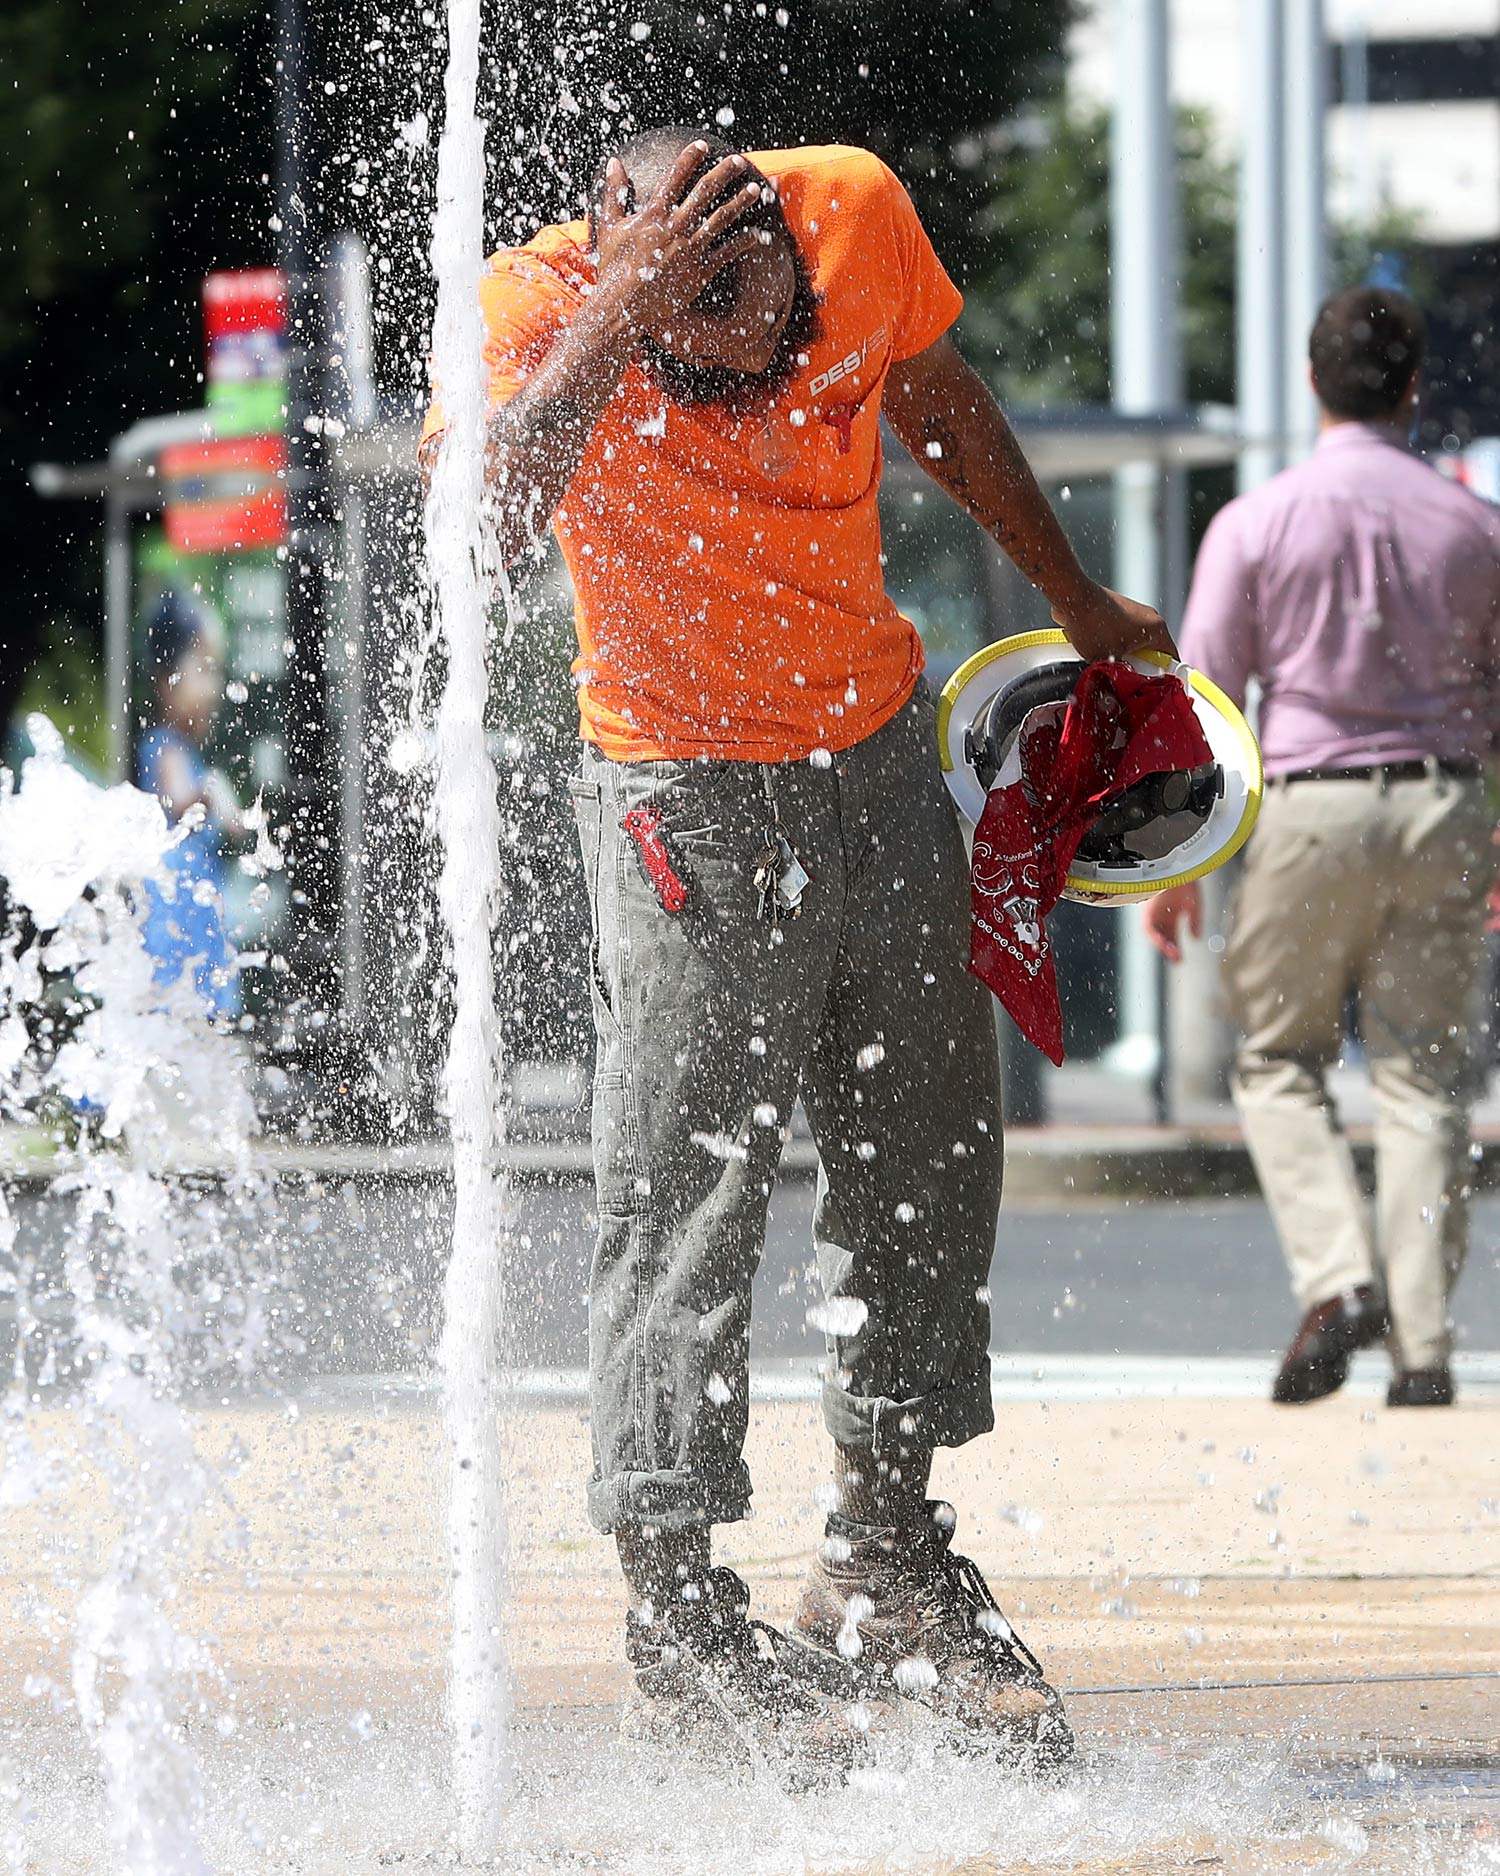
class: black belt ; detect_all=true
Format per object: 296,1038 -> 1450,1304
1276,759 -> 1483,786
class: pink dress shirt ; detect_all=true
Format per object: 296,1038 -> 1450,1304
1180,423 -> 1500,775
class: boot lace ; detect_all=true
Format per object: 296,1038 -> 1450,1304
877,1515 -> 1044,1681
673,1569 -> 853,1710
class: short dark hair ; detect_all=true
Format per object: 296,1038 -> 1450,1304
1308,286 -> 1425,422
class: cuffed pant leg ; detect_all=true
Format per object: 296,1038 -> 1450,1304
576,748 -> 841,1534
800,685 -> 1002,1459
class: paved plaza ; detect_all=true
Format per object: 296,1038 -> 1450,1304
3,1386 -> 1497,1871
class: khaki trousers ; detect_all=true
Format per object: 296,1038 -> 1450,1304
1224,771 -> 1491,1371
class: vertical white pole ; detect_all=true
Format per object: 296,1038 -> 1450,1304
1342,11 -> 1376,239
1239,0 -> 1286,490
1110,0 -> 1180,1096
1282,0 -> 1329,461
1111,0 -> 1179,431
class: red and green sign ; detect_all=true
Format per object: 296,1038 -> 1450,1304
160,434 -> 288,554
203,268 -> 288,439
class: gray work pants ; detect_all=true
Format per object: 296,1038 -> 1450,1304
1224,770 -> 1491,1370
568,684 -> 1004,1534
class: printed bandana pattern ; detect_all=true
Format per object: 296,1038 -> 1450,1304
969,662 -> 1212,1064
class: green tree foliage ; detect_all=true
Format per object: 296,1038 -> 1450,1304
1,0 -> 1073,730
466,0 -> 1073,272
961,103 -> 1238,408
0,1 -> 261,359
0,0 -> 270,731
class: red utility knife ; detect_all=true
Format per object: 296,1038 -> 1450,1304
622,806 -> 689,915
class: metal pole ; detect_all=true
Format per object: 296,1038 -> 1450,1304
327,232 -> 376,1021
1282,0 -> 1328,461
1342,11 -> 1375,238
274,0 -> 311,367
1239,0 -> 1286,490
1111,0 -> 1180,426
1172,0 -> 1290,1113
103,479 -> 132,783
1110,0 -> 1181,1109
275,0 -> 338,1022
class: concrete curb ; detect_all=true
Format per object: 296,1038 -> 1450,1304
288,1348 -> 1500,1408
8,1124 -> 1500,1204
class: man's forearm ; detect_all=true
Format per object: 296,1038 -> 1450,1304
485,289 -> 637,565
887,351 -> 1090,608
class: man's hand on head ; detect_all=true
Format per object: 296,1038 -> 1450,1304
593,141 -> 768,339
1050,581 -> 1178,663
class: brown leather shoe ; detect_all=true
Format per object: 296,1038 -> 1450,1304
1387,1366 -> 1455,1407
795,1501 -> 1073,1769
1271,1285 -> 1390,1404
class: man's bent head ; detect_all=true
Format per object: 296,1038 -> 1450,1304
1310,286 -> 1425,424
587,127 -> 821,405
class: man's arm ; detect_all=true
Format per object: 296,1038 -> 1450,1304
449,142 -> 770,567
883,335 -> 1175,662
479,293 -> 638,568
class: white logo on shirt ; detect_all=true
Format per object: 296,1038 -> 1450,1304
809,323 -> 888,399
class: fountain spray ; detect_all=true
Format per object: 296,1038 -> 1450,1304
0,718 -> 266,1875
425,0 -> 515,1856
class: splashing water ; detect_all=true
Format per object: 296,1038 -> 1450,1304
0,717 -> 266,1875
424,0 -> 514,1855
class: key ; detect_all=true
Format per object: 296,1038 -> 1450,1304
753,832 -> 782,923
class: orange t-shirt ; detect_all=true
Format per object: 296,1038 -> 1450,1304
420,145 -> 962,762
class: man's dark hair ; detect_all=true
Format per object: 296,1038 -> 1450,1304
1309,286 -> 1425,422
586,124 -> 823,407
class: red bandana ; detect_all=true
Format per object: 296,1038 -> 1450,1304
968,662 -> 1212,1064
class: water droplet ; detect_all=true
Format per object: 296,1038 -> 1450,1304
893,1655 -> 938,1693
807,1297 -> 869,1336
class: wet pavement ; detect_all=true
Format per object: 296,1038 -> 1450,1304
4,1391 -> 1498,1869
4,1707 -> 1499,1873
5,1170 -> 1499,1871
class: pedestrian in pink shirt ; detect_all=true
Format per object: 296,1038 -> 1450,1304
1145,286 -> 1500,1410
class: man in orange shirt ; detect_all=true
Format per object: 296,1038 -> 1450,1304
426,129 -> 1169,1781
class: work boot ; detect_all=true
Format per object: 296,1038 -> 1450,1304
796,1501 -> 1073,1770
1271,1284 -> 1390,1404
622,1564 -> 873,1789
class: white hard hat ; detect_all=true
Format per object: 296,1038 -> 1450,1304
937,630 -> 1263,907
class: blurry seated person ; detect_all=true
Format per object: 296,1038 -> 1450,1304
137,590 -> 246,1022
